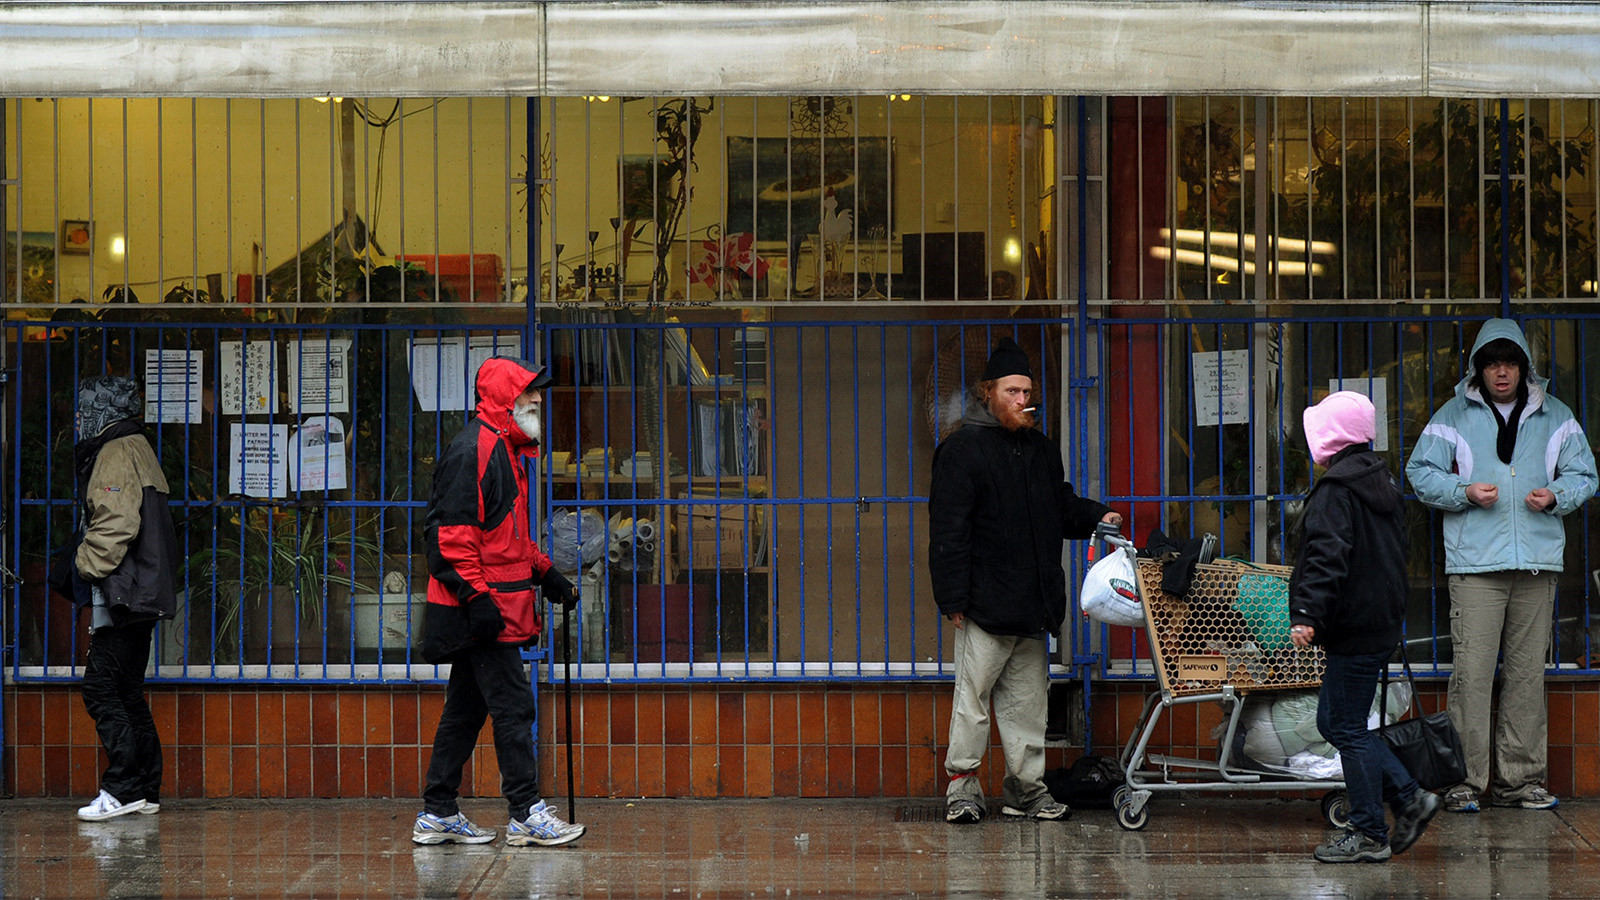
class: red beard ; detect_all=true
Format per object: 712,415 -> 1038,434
990,401 -> 1034,432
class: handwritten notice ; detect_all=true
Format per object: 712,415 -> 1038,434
287,338 -> 352,414
228,423 -> 289,498
409,334 -> 523,412
219,341 -> 278,416
144,349 -> 204,424
1329,377 -> 1389,452
289,416 -> 347,492
1192,350 -> 1251,426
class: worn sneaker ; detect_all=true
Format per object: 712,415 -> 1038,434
945,798 -> 984,824
1443,785 -> 1480,814
506,800 -> 585,847
1390,790 -> 1441,855
1490,786 -> 1559,810
139,800 -> 160,815
1313,829 -> 1393,864
77,790 -> 147,822
1001,800 -> 1072,821
412,811 -> 497,845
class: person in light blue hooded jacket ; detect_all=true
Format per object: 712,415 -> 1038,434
1405,318 -> 1597,814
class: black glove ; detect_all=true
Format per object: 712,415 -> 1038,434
539,568 -> 579,608
465,592 -> 504,642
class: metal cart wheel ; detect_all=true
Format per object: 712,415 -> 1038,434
1112,785 -> 1132,810
1321,790 -> 1352,829
1115,796 -> 1150,831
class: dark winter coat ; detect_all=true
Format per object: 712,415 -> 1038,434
72,419 -> 179,625
420,357 -> 558,663
928,402 -> 1112,637
1288,445 -> 1408,656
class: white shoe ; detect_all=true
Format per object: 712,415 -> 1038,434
77,790 -> 146,822
138,801 -> 160,815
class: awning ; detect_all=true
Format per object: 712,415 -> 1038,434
3,2 -> 1600,98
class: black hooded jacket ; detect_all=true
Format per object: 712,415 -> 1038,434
1288,445 -> 1408,656
928,401 -> 1111,637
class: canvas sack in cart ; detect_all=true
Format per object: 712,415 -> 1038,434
1080,542 -> 1144,628
1379,647 -> 1467,791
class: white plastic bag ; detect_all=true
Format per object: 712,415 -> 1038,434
1080,547 -> 1145,628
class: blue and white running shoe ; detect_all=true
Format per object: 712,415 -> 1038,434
412,811 -> 497,845
505,800 -> 585,847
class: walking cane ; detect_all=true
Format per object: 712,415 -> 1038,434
562,601 -> 577,824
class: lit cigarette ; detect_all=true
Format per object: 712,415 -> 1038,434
1022,407 -> 1037,414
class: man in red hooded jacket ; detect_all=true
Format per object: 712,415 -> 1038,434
412,356 -> 585,847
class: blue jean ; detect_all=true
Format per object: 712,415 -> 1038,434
1317,650 -> 1419,842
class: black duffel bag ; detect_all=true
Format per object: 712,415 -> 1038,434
1378,648 -> 1467,792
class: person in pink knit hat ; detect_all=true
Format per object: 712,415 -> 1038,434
1288,391 -> 1440,863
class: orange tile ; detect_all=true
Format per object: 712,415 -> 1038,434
284,691 -> 312,745
852,691 -> 881,747
176,746 -> 205,798
418,691 -> 446,739
772,746 -> 800,797
1573,689 -> 1598,742
879,691 -> 907,745
772,692 -> 799,745
1549,688 -> 1574,745
581,745 -> 610,797
634,691 -> 663,745
203,691 -> 231,746
854,746 -> 881,797
228,692 -> 256,745
147,690 -> 178,747
826,690 -> 853,745
1575,746 -> 1600,797
609,690 -> 637,745
231,747 -> 259,798
688,745 -> 718,797
392,690 -> 419,745
745,744 -> 773,797
42,743 -> 70,794
12,689 -> 41,746
579,690 -> 610,745
636,745 -> 666,796
312,746 -> 340,797
473,745 -> 499,797
69,746 -> 99,798
690,690 -> 718,746
880,746 -> 909,797
339,747 -> 367,797
69,697 -> 98,748
359,693 -> 390,745
392,746 -> 421,800
907,746 -> 941,797
337,692 -> 365,746
258,745 -> 286,798
204,746 -> 232,797
718,746 -> 745,796
718,692 -> 745,745
310,693 -> 338,746
284,747 -> 313,798
663,692 -> 691,744
798,690 -> 825,744
906,692 -> 937,749
827,746 -> 854,797
255,691 -> 284,746
1549,745 -> 1574,798
663,747 -> 691,796
365,747 -> 393,798
1169,702 -> 1198,750
12,745 -> 43,797
41,690 -> 70,745
744,691 -> 772,746
608,745 -> 637,797
799,746 -> 828,797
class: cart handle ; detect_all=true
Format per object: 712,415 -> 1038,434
1095,521 -> 1134,553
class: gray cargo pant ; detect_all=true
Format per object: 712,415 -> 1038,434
943,620 -> 1050,812
1446,571 -> 1556,800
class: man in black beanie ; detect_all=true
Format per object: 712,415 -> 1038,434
927,336 -> 1121,823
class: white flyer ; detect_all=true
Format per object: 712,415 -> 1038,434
287,338 -> 352,414
1328,377 -> 1389,452
228,423 -> 290,498
1191,349 -> 1251,426
219,341 -> 278,416
289,416 -> 347,492
144,349 -> 204,424
408,336 -> 468,412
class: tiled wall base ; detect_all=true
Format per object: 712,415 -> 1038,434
5,681 -> 1597,799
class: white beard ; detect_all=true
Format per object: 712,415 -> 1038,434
512,403 -> 542,444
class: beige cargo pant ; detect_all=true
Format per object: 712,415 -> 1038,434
943,620 -> 1050,812
1446,571 -> 1556,800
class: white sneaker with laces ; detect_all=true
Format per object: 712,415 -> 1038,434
77,790 -> 146,822
506,800 -> 585,847
412,811 -> 497,845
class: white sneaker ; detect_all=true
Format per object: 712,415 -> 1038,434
138,801 -> 160,815
77,790 -> 146,822
505,800 -> 585,847
412,811 -> 497,845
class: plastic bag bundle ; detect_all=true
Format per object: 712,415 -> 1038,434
547,508 -> 609,573
1080,547 -> 1145,628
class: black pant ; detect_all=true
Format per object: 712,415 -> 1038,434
422,643 -> 541,821
81,620 -> 162,804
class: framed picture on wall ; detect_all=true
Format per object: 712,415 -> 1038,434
59,219 -> 92,255
725,137 -> 893,244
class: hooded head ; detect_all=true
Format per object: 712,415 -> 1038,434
1464,318 -> 1541,406
76,375 -> 142,440
1303,390 -> 1376,466
473,356 -> 553,447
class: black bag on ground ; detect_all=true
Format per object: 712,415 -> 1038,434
1044,755 -> 1124,809
1378,648 -> 1467,792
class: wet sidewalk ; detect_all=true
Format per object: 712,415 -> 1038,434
3,796 -> 1597,898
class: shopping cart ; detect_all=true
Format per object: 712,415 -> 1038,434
1098,527 -> 1350,831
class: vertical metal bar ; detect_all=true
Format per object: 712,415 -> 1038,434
1501,98 -> 1512,316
